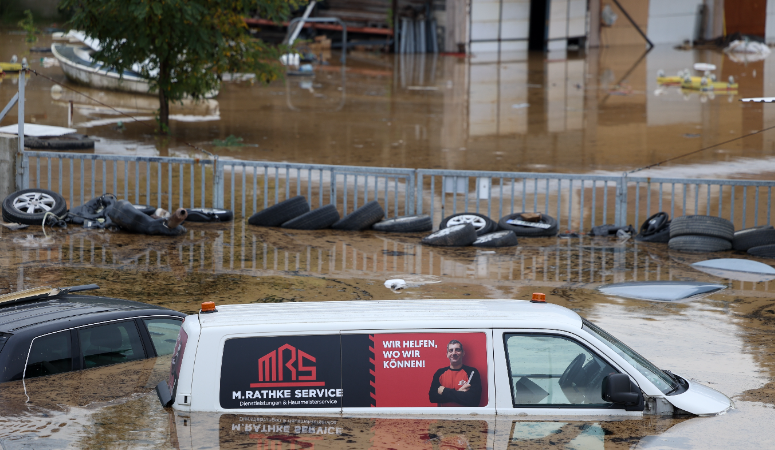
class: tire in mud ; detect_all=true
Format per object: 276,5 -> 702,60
732,226 -> 775,251
421,223 -> 478,247
281,204 -> 340,230
372,215 -> 433,233
185,208 -> 234,222
248,196 -> 310,227
669,215 -> 734,241
497,212 -> 558,237
472,230 -> 518,248
635,224 -> 671,243
439,213 -> 495,236
331,200 -> 385,231
2,188 -> 68,225
668,235 -> 732,252
748,244 -> 775,258
107,200 -> 186,236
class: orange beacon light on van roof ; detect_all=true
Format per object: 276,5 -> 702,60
201,301 -> 217,313
530,293 -> 546,303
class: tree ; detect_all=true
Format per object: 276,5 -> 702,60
61,0 -> 303,131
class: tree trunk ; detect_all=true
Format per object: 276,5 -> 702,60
158,60 -> 170,133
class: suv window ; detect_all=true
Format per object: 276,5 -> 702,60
79,321 -> 146,369
26,331 -> 73,379
504,334 -> 618,407
142,318 -> 182,356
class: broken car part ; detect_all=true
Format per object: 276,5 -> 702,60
498,212 -> 558,237
691,258 -> 775,282
598,281 -> 726,302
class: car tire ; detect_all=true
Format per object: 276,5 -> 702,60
668,235 -> 732,252
281,204 -> 340,230
472,230 -> 518,248
2,188 -> 68,225
635,223 -> 671,243
372,215 -> 433,233
331,201 -> 385,231
497,212 -> 558,237
732,226 -> 775,251
747,244 -> 775,258
421,223 -> 478,246
669,215 -> 734,241
184,208 -> 234,222
107,200 -> 186,236
133,204 -> 156,216
248,196 -> 310,227
439,213 -> 496,236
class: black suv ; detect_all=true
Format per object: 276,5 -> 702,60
0,285 -> 185,383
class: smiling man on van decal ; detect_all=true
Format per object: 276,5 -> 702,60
428,340 -> 483,407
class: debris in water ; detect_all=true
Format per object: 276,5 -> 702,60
599,281 -> 725,302
691,258 -> 775,282
384,279 -> 406,291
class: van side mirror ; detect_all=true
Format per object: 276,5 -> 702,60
602,373 -> 644,411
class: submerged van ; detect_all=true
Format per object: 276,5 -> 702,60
157,296 -> 731,417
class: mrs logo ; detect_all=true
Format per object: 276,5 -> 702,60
250,344 -> 323,388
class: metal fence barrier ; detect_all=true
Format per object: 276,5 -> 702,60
216,160 -> 416,219
23,151 -> 218,213
416,169 -> 623,232
21,151 -> 775,232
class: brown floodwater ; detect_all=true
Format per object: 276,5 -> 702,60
3,26 -> 775,449
2,221 -> 775,448
4,29 -> 775,179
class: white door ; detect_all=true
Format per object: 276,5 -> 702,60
493,330 -> 643,416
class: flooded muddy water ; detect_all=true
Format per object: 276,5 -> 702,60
4,29 -> 775,178
2,222 -> 775,448
3,26 -> 775,449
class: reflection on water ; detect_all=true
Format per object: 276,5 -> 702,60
170,412 -> 693,450
3,225 -> 774,297
0,226 -> 774,447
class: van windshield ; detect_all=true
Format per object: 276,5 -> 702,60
582,319 -> 679,395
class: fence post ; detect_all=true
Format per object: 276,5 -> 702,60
615,173 -> 628,226
16,63 -> 26,190
416,171 -> 423,214
407,170 -> 416,215
212,157 -> 224,208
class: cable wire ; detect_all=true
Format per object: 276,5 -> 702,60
628,120 -> 775,175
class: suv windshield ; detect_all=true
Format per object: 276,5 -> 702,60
582,319 -> 679,395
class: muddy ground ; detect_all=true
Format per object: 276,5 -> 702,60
1,222 -> 775,448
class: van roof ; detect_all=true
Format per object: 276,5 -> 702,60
198,299 -> 582,330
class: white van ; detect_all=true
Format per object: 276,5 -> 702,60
156,296 -> 731,417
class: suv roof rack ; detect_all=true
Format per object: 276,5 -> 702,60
0,284 -> 100,308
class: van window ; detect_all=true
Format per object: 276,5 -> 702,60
504,334 -> 617,407
79,321 -> 146,369
142,318 -> 183,356
26,331 -> 73,379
